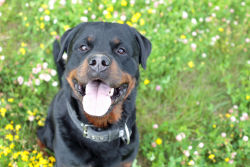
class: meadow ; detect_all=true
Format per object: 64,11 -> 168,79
0,0 -> 249,166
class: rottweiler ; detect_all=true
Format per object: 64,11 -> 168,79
37,22 -> 151,167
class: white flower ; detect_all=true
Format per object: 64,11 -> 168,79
191,43 -> 197,51
198,142 -> 204,148
0,46 -> 2,52
84,9 -> 88,14
60,0 -> 66,6
25,3 -> 29,7
98,4 -> 104,9
230,116 -> 236,122
205,17 -> 211,22
120,15 -> 126,21
214,6 -> 220,11
91,14 -> 96,19
52,81 -> 58,87
153,124 -> 158,129
50,69 -> 57,76
39,7 -> 43,12
17,76 -> 24,85
241,2 -> 245,6
0,55 -> 4,60
199,18 -> 203,22
53,19 -> 58,24
243,136 -> 248,142
112,0 -> 116,3
230,9 -> 234,13
176,134 -> 182,141
182,11 -> 188,19
44,74 -> 51,82
202,53 -> 207,58
35,79 -> 40,86
180,132 -> 186,139
221,132 -> 226,138
211,13 -> 216,17
194,151 -> 199,155
188,146 -> 192,150
44,15 -> 50,22
183,39 -> 188,44
28,115 -> 35,121
233,105 -> 238,109
80,16 -> 88,22
113,11 -> 118,18
245,38 -> 250,43
103,10 -> 108,15
72,0 -> 77,4
43,62 -> 48,69
191,18 -> 197,24
0,12 -> 2,17
183,150 -> 190,157
192,31 -> 197,36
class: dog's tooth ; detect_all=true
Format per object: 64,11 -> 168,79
108,88 -> 114,96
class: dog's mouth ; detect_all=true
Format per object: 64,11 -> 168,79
73,79 -> 128,117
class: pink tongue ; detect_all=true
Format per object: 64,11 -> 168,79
83,81 -> 112,116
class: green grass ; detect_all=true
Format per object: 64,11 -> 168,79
0,0 -> 249,166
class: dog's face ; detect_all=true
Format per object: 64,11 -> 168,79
57,22 -> 151,127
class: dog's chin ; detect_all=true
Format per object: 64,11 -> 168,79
72,79 -> 128,117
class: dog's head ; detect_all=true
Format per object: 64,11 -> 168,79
57,22 -> 151,127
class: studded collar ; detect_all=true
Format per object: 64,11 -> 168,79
66,101 -> 131,144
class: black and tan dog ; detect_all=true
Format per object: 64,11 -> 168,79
37,22 -> 151,167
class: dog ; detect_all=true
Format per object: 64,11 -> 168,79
37,22 -> 151,167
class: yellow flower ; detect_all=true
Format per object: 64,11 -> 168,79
126,21 -> 132,26
38,120 -> 45,126
15,124 -> 21,131
121,0 -> 127,6
23,17 -> 27,21
21,42 -> 27,47
13,152 -> 20,159
25,23 -> 30,27
64,25 -> 70,31
144,79 -> 150,85
45,9 -> 50,15
14,135 -> 19,140
3,147 -> 11,156
188,160 -> 194,166
40,16 -> 44,21
139,18 -> 145,26
188,61 -> 195,68
42,4 -> 48,9
131,13 -> 141,23
8,98 -> 14,103
117,20 -> 124,24
50,31 -> 57,36
49,156 -> 56,163
9,143 -> 15,149
246,95 -> 250,100
5,124 -> 14,130
225,157 -> 230,162
218,28 -> 224,32
105,12 -> 112,19
0,108 -> 7,117
147,9 -> 153,14
155,138 -> 162,145
208,154 -> 215,160
225,113 -> 231,118
40,23 -> 45,29
40,43 -> 45,49
5,134 -> 13,141
212,124 -> 216,128
230,124 -> 234,128
180,34 -> 186,39
107,6 -> 114,12
19,48 -> 26,55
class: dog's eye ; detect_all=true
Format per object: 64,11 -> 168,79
79,45 -> 89,51
116,48 -> 126,55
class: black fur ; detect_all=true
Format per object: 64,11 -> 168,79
37,22 -> 151,167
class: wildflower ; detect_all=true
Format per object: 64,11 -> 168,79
144,79 -> 150,85
198,142 -> 204,148
231,152 -> 237,158
229,160 -> 234,164
188,61 -> 195,68
0,46 -> 2,52
17,76 -> 24,85
183,150 -> 190,157
225,157 -> 230,162
155,138 -> 162,145
40,22 -> 45,29
5,134 -> 13,141
0,107 -> 7,117
91,14 -> 96,20
35,79 -> 40,86
218,28 -> 224,32
230,116 -> 236,122
52,81 -> 58,87
188,160 -> 195,166
0,55 -> 4,60
246,95 -> 250,100
19,48 -> 26,55
225,113 -> 231,118
180,34 -> 186,39
155,85 -> 161,91
8,98 -> 14,103
121,0 -> 127,6
49,156 -> 56,163
80,16 -> 88,22
243,136 -> 248,142
176,134 -> 182,141
194,151 -> 199,155
190,43 -> 197,51
9,143 -> 15,149
14,135 -> 19,140
151,142 -> 156,148
5,124 -> 14,130
40,43 -> 45,49
191,18 -> 197,24
153,124 -> 158,129
15,124 -> 21,131
221,132 -> 226,138
120,15 -> 126,21
64,25 -> 70,31
188,146 -> 192,150
208,154 -> 215,160
44,15 -> 50,21
182,11 -> 188,19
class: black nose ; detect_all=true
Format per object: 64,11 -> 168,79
88,54 -> 111,72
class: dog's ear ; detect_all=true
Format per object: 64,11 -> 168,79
57,28 -> 76,62
135,30 -> 152,69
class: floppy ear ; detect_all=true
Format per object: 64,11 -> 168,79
135,31 -> 152,69
57,28 -> 76,62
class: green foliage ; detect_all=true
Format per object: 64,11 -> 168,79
0,0 -> 249,166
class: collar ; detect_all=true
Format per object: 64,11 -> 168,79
66,101 -> 132,144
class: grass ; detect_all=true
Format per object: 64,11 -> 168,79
0,0 -> 249,166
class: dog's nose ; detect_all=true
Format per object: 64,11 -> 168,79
88,54 -> 111,72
